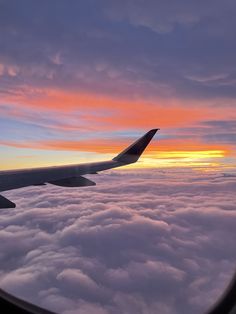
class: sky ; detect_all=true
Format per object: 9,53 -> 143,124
0,0 -> 236,170
0,2 -> 236,314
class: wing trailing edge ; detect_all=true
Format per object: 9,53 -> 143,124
48,176 -> 96,187
0,195 -> 16,209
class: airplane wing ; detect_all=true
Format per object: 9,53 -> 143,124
0,129 -> 159,208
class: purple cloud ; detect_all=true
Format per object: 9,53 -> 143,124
0,169 -> 235,313
1,1 -> 236,99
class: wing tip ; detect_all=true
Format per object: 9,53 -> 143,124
148,128 -> 160,135
113,128 -> 159,164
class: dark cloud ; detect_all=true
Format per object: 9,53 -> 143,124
0,169 -> 235,313
160,119 -> 236,147
203,120 -> 236,132
1,1 -> 236,99
197,120 -> 236,145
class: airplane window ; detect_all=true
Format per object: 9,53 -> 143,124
0,1 -> 236,314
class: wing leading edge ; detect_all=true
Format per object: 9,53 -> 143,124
0,129 -> 159,208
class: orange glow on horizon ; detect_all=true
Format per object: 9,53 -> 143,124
0,137 -> 232,154
0,137 -> 232,171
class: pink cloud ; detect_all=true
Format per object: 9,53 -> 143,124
0,169 -> 235,313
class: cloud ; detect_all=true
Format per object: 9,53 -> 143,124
0,2 -> 236,309
105,0 -> 202,33
0,169 -> 235,314
1,0 -> 236,101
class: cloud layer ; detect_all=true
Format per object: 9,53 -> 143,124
1,0 -> 236,99
0,169 -> 236,314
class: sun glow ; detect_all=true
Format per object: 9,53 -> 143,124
123,150 -> 227,169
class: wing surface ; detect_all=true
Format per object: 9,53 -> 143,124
0,129 -> 158,207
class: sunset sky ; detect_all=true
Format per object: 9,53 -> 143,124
1,2 -> 236,314
1,0 -> 236,170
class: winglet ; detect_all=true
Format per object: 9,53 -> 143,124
113,129 -> 159,164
